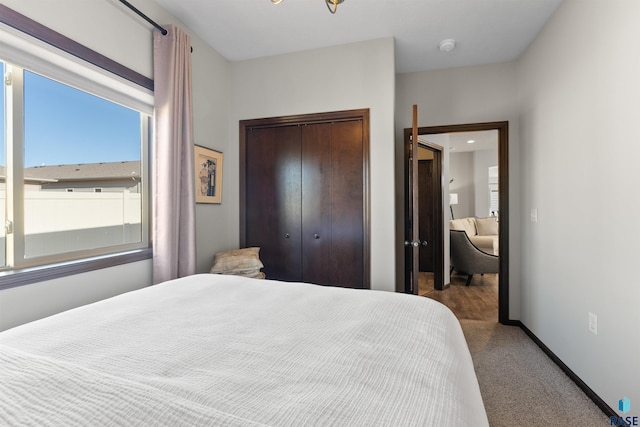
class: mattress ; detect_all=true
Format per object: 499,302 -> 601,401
0,274 -> 488,426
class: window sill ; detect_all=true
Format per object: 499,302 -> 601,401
0,248 -> 152,291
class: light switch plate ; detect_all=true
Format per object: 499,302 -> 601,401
589,312 -> 598,335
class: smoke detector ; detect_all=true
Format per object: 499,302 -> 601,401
438,39 -> 456,52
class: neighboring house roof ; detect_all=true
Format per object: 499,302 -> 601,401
0,161 -> 141,183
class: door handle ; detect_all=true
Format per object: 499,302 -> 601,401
313,233 -> 320,239
404,240 -> 427,247
284,233 -> 290,238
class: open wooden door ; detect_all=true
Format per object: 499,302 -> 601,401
404,105 -> 444,295
404,105 -> 422,294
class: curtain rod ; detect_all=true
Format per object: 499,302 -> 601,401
119,0 -> 168,35
118,0 -> 193,52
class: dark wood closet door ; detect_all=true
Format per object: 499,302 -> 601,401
301,120 -> 364,288
240,109 -> 370,289
245,126 -> 302,281
326,120 -> 364,288
301,123 -> 332,285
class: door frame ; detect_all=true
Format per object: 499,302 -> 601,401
403,121 -> 510,324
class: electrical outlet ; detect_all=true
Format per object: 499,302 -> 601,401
530,208 -> 538,223
589,312 -> 598,335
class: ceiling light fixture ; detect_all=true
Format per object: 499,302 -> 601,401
271,0 -> 345,14
438,39 -> 456,52
324,0 -> 344,13
467,140 -> 475,144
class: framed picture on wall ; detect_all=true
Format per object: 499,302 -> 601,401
194,145 -> 223,204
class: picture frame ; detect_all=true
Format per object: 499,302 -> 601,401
194,145 -> 223,204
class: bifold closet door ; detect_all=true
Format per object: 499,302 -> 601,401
301,123 -> 331,285
302,120 -> 364,288
243,116 -> 366,288
245,126 -> 302,282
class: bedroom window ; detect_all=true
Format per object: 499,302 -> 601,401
0,29 -> 152,271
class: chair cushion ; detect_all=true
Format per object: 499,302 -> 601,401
450,217 -> 477,237
475,217 -> 498,236
470,235 -> 498,255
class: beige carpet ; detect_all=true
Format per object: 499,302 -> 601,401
459,320 -> 609,427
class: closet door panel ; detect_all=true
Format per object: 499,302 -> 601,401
245,126 -> 302,281
329,120 -> 364,288
301,123 -> 332,286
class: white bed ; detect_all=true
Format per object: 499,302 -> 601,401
0,274 -> 488,426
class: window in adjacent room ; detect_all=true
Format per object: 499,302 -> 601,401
0,27 -> 152,270
489,166 -> 499,217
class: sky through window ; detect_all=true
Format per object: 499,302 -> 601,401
1,63 -> 141,168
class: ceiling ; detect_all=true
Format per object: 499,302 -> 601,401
153,0 -> 564,74
448,130 -> 497,153
419,130 -> 497,153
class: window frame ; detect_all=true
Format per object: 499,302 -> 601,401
0,5 -> 153,289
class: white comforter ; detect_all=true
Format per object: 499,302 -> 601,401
0,274 -> 488,426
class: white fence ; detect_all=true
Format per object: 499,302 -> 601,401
0,191 -> 142,261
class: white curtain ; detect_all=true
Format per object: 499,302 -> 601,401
152,25 -> 196,284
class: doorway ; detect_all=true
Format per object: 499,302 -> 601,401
403,121 -> 510,324
415,143 -> 444,293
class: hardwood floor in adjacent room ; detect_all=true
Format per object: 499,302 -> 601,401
421,272 -> 498,322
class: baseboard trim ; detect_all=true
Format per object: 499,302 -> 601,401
512,320 -> 618,420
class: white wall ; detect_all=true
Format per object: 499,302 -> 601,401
230,38 -> 397,291
449,150 -> 498,218
473,149 -> 498,217
449,152 -> 475,219
396,62 -> 521,317
0,260 -> 152,330
0,0 -> 233,330
449,149 -> 498,219
517,0 -> 640,413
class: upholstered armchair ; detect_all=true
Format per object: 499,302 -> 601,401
450,230 -> 499,286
